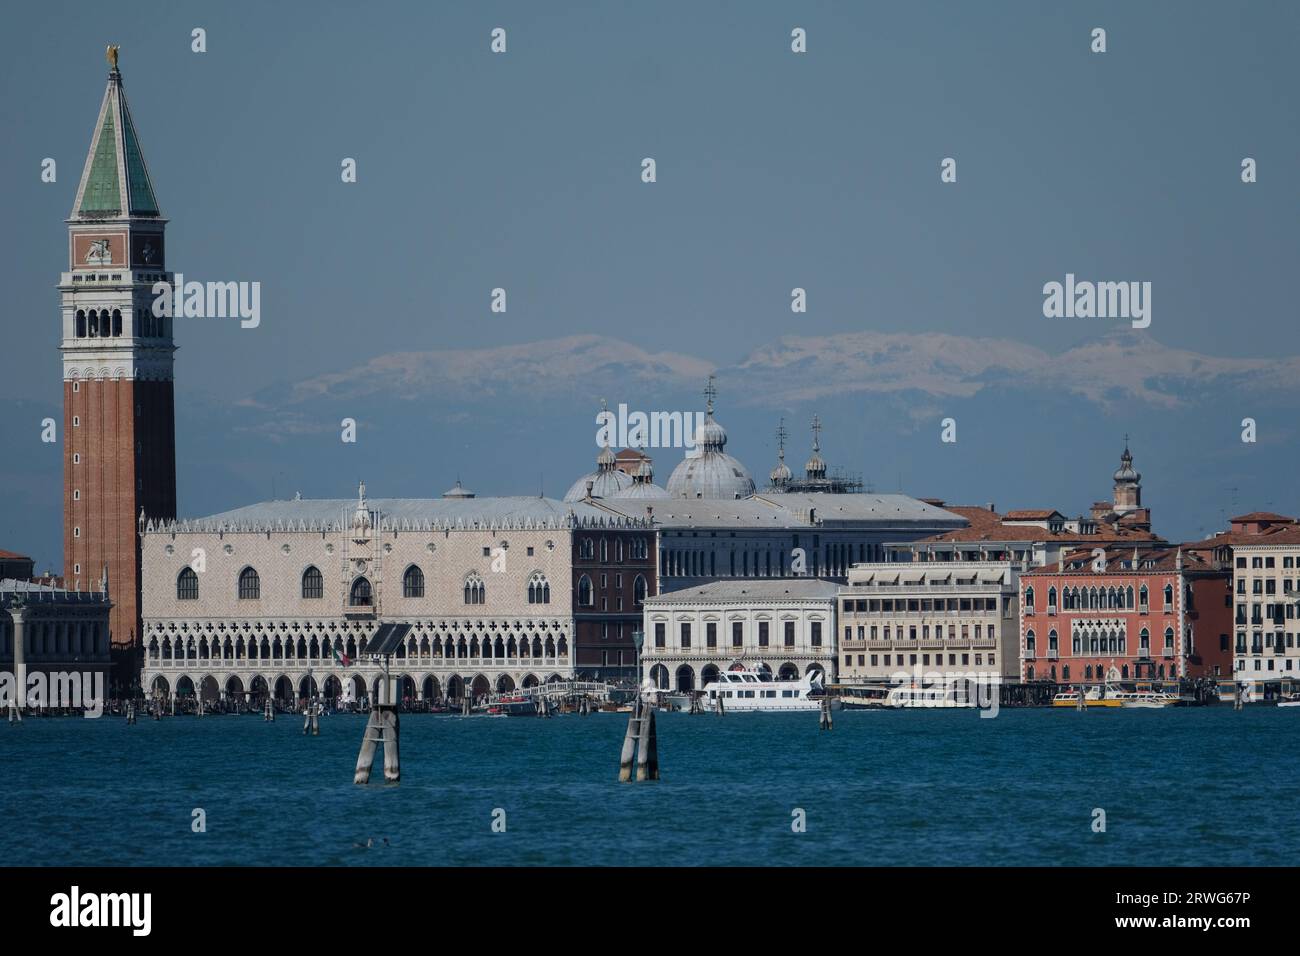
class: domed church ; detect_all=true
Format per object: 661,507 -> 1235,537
664,379 -> 756,500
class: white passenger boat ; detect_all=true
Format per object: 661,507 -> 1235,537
885,679 -> 979,709
1110,685 -> 1181,709
700,664 -> 833,713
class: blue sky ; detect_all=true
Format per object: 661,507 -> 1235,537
2,0 -> 1299,569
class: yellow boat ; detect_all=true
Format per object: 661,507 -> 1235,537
1051,685 -> 1123,708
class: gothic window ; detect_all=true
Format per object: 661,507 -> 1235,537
301,565 -> 323,599
528,572 -> 550,605
403,565 -> 425,598
75,310 -> 86,337
1164,626 -> 1174,649
1139,585 -> 1149,608
88,310 -> 99,337
1140,627 -> 1150,650
633,574 -> 647,606
577,574 -> 593,607
112,309 -> 122,336
1048,629 -> 1058,651
1163,584 -> 1174,607
349,576 -> 373,607
1048,586 -> 1057,610
238,566 -> 260,600
463,573 -> 485,605
1025,586 -> 1034,609
1026,629 -> 1036,651
600,539 -> 608,562
579,538 -> 594,560
176,567 -> 198,601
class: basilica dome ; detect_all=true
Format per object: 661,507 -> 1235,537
564,442 -> 633,502
665,387 -> 756,500
613,453 -> 670,500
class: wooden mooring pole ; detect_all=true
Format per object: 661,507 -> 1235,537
819,696 -> 833,730
619,689 -> 661,782
354,668 -> 400,784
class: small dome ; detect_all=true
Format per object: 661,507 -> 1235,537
597,444 -> 617,467
615,479 -> 671,500
564,469 -> 631,502
614,452 -> 670,500
770,460 -> 792,484
1113,446 -> 1140,483
442,480 -> 475,499
665,380 -> 755,499
804,453 -> 826,479
696,414 -> 728,449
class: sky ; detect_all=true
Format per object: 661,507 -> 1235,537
2,0 -> 1299,571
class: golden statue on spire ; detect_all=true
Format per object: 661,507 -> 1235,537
106,44 -> 120,70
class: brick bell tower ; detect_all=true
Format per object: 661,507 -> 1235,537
60,46 -> 177,688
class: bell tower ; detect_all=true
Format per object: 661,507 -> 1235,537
60,46 -> 177,682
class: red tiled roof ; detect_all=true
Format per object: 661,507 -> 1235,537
1025,545 -> 1216,576
1229,512 -> 1295,523
1183,525 -> 1300,550
0,548 -> 32,560
913,505 -> 1163,545
1003,509 -> 1062,520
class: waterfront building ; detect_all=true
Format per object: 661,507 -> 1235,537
60,52 -> 177,678
1017,546 -> 1232,684
641,579 -> 839,691
1,577 -> 113,701
1183,513 -> 1300,692
837,562 -> 1020,683
139,483 -> 655,705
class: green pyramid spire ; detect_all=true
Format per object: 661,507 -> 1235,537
73,56 -> 160,219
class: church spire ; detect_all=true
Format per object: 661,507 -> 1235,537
72,46 -> 161,220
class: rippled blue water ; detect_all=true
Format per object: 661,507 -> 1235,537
2,707 -> 1295,866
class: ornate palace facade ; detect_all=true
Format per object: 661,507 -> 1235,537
139,485 -> 654,705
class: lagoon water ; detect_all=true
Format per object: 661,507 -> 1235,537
2,707 -> 1295,866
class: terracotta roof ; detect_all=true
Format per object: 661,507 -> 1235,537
1002,509 -> 1063,521
1183,525 -> 1300,550
615,448 -> 649,461
0,548 -> 32,560
911,505 -> 1163,545
1229,512 -> 1295,523
1025,545 -> 1216,576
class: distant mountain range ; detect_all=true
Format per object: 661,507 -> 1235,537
4,328 -> 1298,571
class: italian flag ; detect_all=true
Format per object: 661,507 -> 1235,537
333,646 -> 351,667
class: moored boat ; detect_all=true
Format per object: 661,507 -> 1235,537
700,663 -> 833,713
1051,684 -> 1123,708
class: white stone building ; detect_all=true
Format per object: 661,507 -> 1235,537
641,579 -> 839,691
837,561 -> 1021,683
139,483 -> 651,706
